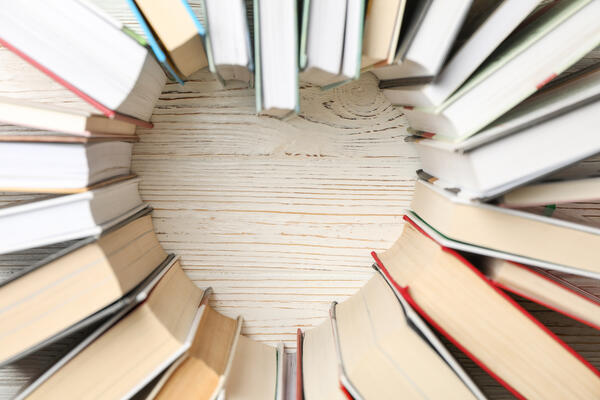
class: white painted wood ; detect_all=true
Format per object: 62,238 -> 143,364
0,1 -> 598,399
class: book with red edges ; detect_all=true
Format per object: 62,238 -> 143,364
296,329 -> 304,400
482,258 -> 600,332
372,214 -> 600,399
301,272 -> 484,400
0,0 -> 166,128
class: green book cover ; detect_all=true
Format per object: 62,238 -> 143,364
298,0 -> 311,71
121,25 -> 147,47
253,0 -> 263,113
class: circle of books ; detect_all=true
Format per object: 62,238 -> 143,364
1,1 -> 600,399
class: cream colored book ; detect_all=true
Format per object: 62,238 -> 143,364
302,312 -> 346,400
411,179 -> 600,278
225,336 -> 284,400
331,274 -> 479,400
133,0 -> 208,78
152,306 -> 242,400
21,258 -> 207,400
302,273 -> 483,400
483,258 -> 600,331
0,209 -> 166,366
373,219 -> 600,399
499,177 -> 600,207
0,97 -> 136,136
361,0 -> 406,68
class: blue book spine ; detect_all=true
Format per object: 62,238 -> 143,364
125,0 -> 186,85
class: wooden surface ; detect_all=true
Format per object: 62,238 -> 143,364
0,1 -> 599,399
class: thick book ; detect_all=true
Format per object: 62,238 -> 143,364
0,0 -> 166,127
224,336 -> 285,400
300,0 -> 365,88
0,137 -> 133,193
360,0 -> 407,69
127,0 -> 208,84
482,258 -> 600,331
0,208 -> 167,366
372,216 -> 600,399
499,177 -> 600,207
19,257 -> 208,400
254,0 -> 299,118
301,273 -> 484,399
202,0 -> 254,86
371,0 -> 472,81
0,177 -> 144,254
151,305 -> 242,400
402,0 -> 600,141
0,97 -> 137,137
381,0 -> 541,107
409,179 -> 600,279
411,66 -> 600,199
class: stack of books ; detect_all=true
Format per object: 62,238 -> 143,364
1,0 -> 600,399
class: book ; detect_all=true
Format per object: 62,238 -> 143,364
331,274 -> 481,399
482,258 -> 600,331
372,216 -> 600,399
224,336 -> 285,400
360,0 -> 406,69
0,0 -> 166,127
300,0 -> 366,88
0,177 -> 144,254
381,0 -> 541,107
0,208 -> 167,366
411,82 -> 600,199
19,257 -> 208,400
254,0 -> 300,118
127,0 -> 208,83
402,0 -> 600,140
409,179 -> 600,279
0,138 -> 133,193
301,312 -> 343,400
303,0 -> 348,87
411,61 -> 600,146
301,272 -> 483,399
76,0 -> 148,47
151,305 -> 242,400
336,0 -> 366,88
371,0 -> 472,81
390,0 -> 432,67
203,0 -> 254,85
0,97 -> 137,137
499,177 -> 600,207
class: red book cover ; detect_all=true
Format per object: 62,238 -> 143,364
296,329 -> 304,400
371,214 -> 600,400
489,261 -> 600,332
0,37 -> 153,129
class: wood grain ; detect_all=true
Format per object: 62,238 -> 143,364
0,1 -> 599,399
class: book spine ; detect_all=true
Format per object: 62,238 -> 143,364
296,329 -> 304,400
